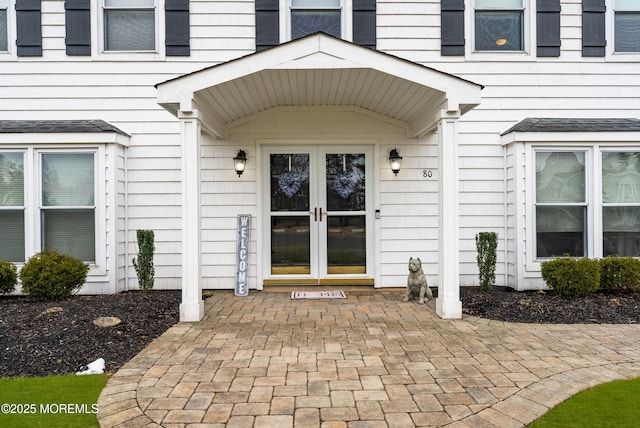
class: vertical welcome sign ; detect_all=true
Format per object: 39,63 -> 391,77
235,214 -> 251,296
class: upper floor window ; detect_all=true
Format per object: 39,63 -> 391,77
474,0 -> 524,51
291,0 -> 341,40
103,0 -> 156,52
614,0 -> 640,52
0,0 -> 8,52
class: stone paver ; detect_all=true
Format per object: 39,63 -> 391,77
98,289 -> 640,427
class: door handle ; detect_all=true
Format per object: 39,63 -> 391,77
313,207 -> 317,221
319,207 -> 323,222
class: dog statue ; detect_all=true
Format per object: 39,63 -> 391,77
404,257 -> 433,304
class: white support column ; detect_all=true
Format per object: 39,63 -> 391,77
179,111 -> 204,322
436,111 -> 462,319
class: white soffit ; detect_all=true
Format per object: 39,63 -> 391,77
156,34 -> 483,138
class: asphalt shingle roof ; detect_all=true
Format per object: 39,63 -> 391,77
502,118 -> 640,135
0,120 -> 129,136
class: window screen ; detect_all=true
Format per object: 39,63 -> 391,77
291,0 -> 341,40
535,151 -> 587,258
104,0 -> 155,51
614,0 -> 640,52
475,0 -> 524,51
0,153 -> 25,262
41,153 -> 96,262
0,0 -> 7,52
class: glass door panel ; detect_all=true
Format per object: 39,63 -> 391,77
326,215 -> 366,274
271,216 -> 311,274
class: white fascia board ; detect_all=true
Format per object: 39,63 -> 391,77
502,131 -> 640,146
0,132 -> 130,147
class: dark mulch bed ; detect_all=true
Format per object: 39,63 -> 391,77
1,287 -> 639,378
461,287 -> 640,324
0,290 -> 181,378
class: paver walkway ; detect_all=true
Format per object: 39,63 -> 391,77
97,289 -> 640,427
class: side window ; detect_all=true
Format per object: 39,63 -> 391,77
103,0 -> 156,52
0,152 -> 25,263
291,0 -> 341,40
602,152 -> 640,256
474,0 -> 524,51
40,153 -> 96,262
0,0 -> 7,52
614,0 -> 640,53
535,151 -> 587,258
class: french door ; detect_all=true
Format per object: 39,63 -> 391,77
264,146 -> 373,284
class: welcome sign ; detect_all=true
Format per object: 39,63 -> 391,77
235,214 -> 251,296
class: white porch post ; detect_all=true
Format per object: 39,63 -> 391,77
179,111 -> 204,322
436,111 -> 462,319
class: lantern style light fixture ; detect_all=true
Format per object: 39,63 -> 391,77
388,148 -> 402,176
233,149 -> 247,177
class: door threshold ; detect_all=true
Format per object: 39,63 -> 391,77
263,278 -> 374,286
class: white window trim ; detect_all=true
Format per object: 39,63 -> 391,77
279,0 -> 353,44
0,0 -> 17,59
94,0 -> 166,60
467,0 -> 534,61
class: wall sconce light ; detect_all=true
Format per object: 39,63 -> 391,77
233,149 -> 247,177
388,148 -> 402,176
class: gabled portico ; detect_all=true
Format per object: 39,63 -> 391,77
156,33 -> 482,322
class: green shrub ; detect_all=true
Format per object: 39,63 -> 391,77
599,256 -> 640,293
132,230 -> 155,291
19,249 -> 89,300
0,260 -> 18,295
541,256 -> 600,297
476,232 -> 498,291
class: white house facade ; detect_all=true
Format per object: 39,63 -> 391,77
1,0 -> 639,322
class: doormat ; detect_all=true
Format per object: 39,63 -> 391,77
291,290 -> 346,300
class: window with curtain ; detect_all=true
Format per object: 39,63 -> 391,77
602,152 -> 640,256
41,153 -> 96,262
614,0 -> 640,53
475,0 -> 524,51
104,0 -> 155,51
0,0 -> 8,52
0,152 -> 25,263
535,151 -> 587,258
291,0 -> 341,40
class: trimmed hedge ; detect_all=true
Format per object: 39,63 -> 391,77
19,249 -> 89,300
541,256 -> 600,297
0,260 -> 17,295
599,256 -> 640,294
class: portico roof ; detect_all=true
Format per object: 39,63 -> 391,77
156,33 -> 482,138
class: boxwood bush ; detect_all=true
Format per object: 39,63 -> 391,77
19,249 -> 89,300
0,260 -> 17,295
541,256 -> 600,297
599,256 -> 640,294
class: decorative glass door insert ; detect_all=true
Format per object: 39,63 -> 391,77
267,148 -> 370,280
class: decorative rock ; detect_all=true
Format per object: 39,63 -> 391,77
93,316 -> 121,327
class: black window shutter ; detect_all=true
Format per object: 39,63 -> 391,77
353,0 -> 376,49
255,0 -> 279,51
16,0 -> 42,56
582,0 -> 606,57
441,0 -> 464,56
537,0 -> 560,57
166,0 -> 190,56
65,0 -> 90,56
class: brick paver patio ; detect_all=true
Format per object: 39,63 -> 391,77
98,289 -> 640,427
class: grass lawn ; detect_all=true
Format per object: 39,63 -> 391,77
528,377 -> 640,427
0,374 -> 107,428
